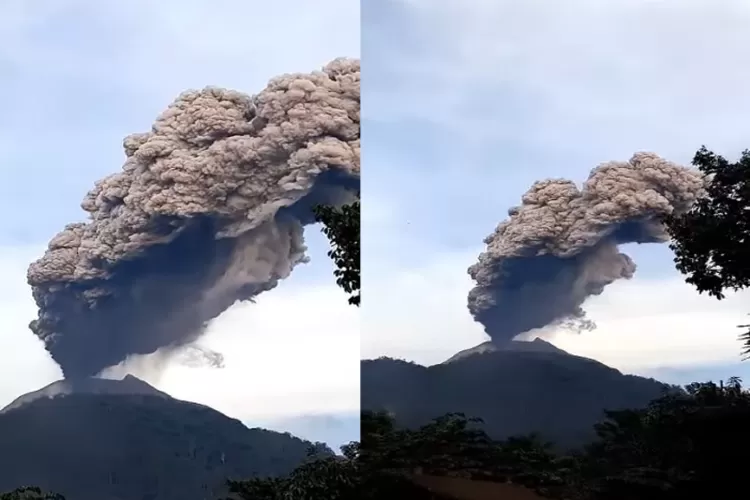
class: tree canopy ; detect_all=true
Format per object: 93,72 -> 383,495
223,378 -> 750,500
0,487 -> 65,500
663,146 -> 750,354
314,196 -> 360,306
664,146 -> 750,298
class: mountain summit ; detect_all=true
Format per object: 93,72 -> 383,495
443,338 -> 574,363
1,375 -> 169,414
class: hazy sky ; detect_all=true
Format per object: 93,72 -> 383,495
0,0 -> 359,450
361,0 -> 750,385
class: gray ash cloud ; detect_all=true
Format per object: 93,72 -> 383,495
27,58 -> 360,379
468,152 -> 704,344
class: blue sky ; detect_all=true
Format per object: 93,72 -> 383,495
0,0 -> 359,450
361,0 -> 750,386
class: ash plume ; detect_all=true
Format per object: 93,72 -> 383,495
98,344 -> 225,385
467,152 -> 704,344
27,58 -> 360,379
176,345 -> 225,369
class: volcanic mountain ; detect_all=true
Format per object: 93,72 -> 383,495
361,339 -> 672,448
0,375 -> 171,414
443,337 -> 575,363
0,375 -> 329,500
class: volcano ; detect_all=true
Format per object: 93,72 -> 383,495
361,339 -> 671,448
0,374 -> 170,414
442,338 -> 577,363
0,376 -> 330,500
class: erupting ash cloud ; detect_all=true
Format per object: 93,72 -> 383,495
27,58 -> 360,379
176,345 -> 226,369
467,152 -> 704,344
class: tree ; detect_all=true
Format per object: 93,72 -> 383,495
224,410 -> 574,499
225,446 -> 359,500
314,196 -> 360,306
368,381 -> 750,500
226,378 -> 750,499
224,411 -> 496,499
0,487 -> 65,500
663,146 -> 750,354
571,378 -> 750,500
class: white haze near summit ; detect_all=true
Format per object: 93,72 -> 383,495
0,0 -> 359,450
361,0 -> 750,386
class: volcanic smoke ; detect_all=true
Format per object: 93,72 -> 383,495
468,152 -> 704,344
27,58 -> 360,379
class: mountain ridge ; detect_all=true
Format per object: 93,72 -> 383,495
0,376 -> 331,500
361,339 -> 671,449
1,374 -> 172,414
442,338 -> 586,364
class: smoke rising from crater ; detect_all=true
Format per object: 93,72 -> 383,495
98,344 -> 225,385
27,58 -> 360,379
468,152 -> 704,344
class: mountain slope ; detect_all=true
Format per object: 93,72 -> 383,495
361,340 -> 672,448
443,338 -> 577,363
0,377 -> 330,500
0,374 -> 171,414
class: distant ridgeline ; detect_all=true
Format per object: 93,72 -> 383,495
0,376 -> 331,500
361,339 -> 671,449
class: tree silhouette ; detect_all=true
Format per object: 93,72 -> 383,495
224,411 -> 565,499
0,487 -> 65,500
663,146 -> 750,354
575,378 -> 750,499
314,196 -> 360,306
225,446 -> 358,500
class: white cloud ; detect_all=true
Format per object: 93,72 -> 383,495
152,285 -> 359,421
551,279 -> 749,371
0,246 -> 62,405
362,247 -> 750,375
361,249 -> 488,365
0,245 -> 359,423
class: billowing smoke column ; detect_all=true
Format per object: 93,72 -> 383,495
468,152 -> 704,344
27,58 -> 360,379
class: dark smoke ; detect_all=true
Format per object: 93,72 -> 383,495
467,152 -> 704,344
27,58 -> 360,379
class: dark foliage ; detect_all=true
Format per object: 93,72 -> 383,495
360,350 -> 670,449
225,446 -> 360,500
664,146 -> 750,299
0,394 -> 328,500
224,412 -> 473,500
573,377 -> 750,499
313,196 -> 360,306
0,487 -> 65,500
225,378 -> 750,500
663,146 -> 750,354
